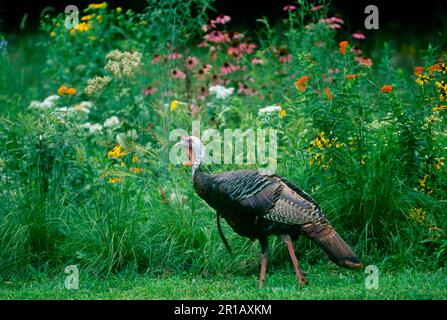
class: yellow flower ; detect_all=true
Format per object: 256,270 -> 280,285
171,100 -> 178,112
437,63 -> 447,74
70,28 -> 76,36
415,74 -> 432,86
132,155 -> 139,163
279,109 -> 286,118
77,22 -> 91,32
433,105 -> 447,112
108,177 -> 122,184
409,208 -> 426,225
108,145 -> 127,158
435,80 -> 447,90
360,155 -> 366,165
116,7 -> 123,13
88,36 -> 97,41
88,2 -> 107,9
81,15 -> 93,21
50,31 -> 56,38
434,158 -> 444,171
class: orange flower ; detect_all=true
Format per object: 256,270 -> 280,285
295,76 -> 309,91
65,88 -> 77,95
58,86 -> 68,96
58,86 -> 77,96
346,74 -> 359,81
381,85 -> 393,93
339,41 -> 348,54
414,66 -> 424,75
427,64 -> 441,73
130,167 -> 142,174
324,88 -> 333,100
108,177 -> 122,184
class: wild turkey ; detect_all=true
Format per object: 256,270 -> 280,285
177,136 -> 362,288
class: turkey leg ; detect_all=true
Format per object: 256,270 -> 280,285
281,235 -> 308,286
258,237 -> 268,289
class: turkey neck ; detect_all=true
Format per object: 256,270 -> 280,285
192,165 -> 210,199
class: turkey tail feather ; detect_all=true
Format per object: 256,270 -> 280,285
217,212 -> 233,255
301,219 -> 362,269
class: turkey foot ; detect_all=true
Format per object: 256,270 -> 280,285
281,235 -> 308,286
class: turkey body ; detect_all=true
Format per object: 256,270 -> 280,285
193,168 -> 362,285
194,169 -> 319,241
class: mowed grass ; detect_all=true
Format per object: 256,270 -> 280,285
1,265 -> 446,300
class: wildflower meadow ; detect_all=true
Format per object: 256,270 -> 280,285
0,0 -> 446,300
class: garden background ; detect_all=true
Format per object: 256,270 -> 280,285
0,0 -> 446,299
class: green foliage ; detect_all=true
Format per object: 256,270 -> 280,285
0,0 -> 446,281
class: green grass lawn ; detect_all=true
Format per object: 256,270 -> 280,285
1,265 -> 446,300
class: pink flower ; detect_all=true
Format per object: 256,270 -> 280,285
328,68 -> 341,74
172,68 -> 186,79
186,56 -> 199,69
278,47 -> 292,63
238,42 -> 256,54
201,25 -> 209,33
353,46 -> 362,55
215,14 -> 231,25
328,23 -> 342,29
311,5 -> 323,11
330,17 -> 344,24
167,51 -> 182,60
208,20 -> 217,29
319,17 -> 344,30
356,57 -> 373,67
237,82 -> 255,95
352,32 -> 366,40
283,5 -> 296,11
220,62 -> 239,75
227,45 -> 240,57
279,54 -> 292,63
197,41 -> 208,48
228,32 -> 244,40
251,57 -> 265,65
151,54 -> 162,64
204,31 -> 226,43
203,64 -> 212,73
144,85 -> 158,96
196,64 -> 212,79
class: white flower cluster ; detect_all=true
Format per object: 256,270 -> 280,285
85,75 -> 112,96
80,115 -> 121,135
53,101 -> 95,123
258,105 -> 281,116
81,123 -> 103,134
29,95 -> 60,110
105,50 -> 142,79
103,116 -> 120,128
209,85 -> 234,100
116,129 -> 138,146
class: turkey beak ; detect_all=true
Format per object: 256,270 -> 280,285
174,140 -> 193,166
